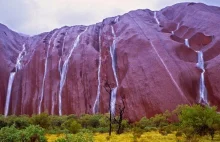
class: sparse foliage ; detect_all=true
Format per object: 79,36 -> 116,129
176,104 -> 220,140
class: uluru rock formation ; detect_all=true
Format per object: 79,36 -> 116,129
1,2 -> 220,122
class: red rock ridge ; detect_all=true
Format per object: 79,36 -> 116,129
0,2 -> 220,122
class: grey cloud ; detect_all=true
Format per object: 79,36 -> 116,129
0,0 -> 31,33
0,0 -> 219,35
201,0 -> 220,7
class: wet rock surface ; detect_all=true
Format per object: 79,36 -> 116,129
0,2 -> 220,121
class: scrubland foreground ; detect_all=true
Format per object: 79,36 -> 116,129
1,104 -> 220,141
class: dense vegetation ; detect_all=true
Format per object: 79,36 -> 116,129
1,104 -> 220,141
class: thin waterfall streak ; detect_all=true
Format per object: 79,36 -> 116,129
52,32 -> 67,115
176,23 -> 180,30
186,42 -> 208,104
110,23 -> 119,115
58,59 -> 62,76
185,39 -> 190,48
110,88 -> 117,114
154,11 -> 160,25
114,16 -> 119,22
4,43 -> 26,117
93,33 -> 102,114
150,41 -> 189,103
110,26 -> 119,86
4,73 -> 16,117
58,32 -> 67,76
16,44 -> 26,71
58,27 -> 88,116
38,32 -> 56,114
196,51 -> 208,104
171,23 -> 180,35
51,93 -> 55,115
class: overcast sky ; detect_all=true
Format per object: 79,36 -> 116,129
0,0 -> 219,35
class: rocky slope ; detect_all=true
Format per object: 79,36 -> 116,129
1,2 -> 220,121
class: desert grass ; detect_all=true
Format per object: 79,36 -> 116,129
45,131 -> 220,142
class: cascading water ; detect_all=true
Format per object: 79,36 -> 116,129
154,11 -> 160,25
4,44 -> 26,116
4,73 -> 16,117
185,39 -> 190,48
110,24 -> 119,115
196,51 -> 208,104
171,23 -> 180,35
52,31 -> 67,115
58,27 -> 87,116
38,32 -> 57,114
16,44 -> 26,71
114,16 -> 119,23
184,39 -> 208,104
93,33 -> 102,114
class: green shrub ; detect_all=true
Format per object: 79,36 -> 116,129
21,125 -> 47,142
92,127 -> 109,133
78,114 -> 102,128
135,117 -> 151,129
56,129 -> 94,142
175,131 -> 183,137
132,127 -> 144,138
31,113 -> 51,129
49,115 -> 67,130
0,115 -> 7,129
160,124 -> 177,134
135,110 -> 170,130
88,115 -> 100,128
55,137 -> 67,142
149,111 -> 170,127
0,125 -> 20,142
14,115 -> 30,129
143,126 -> 157,132
4,115 -> 17,126
62,119 -> 82,134
98,114 -> 109,128
176,104 -> 220,140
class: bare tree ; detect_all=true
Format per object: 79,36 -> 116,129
104,80 -> 113,136
114,96 -> 125,134
104,80 -> 126,135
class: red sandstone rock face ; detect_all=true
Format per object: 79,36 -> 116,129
0,2 -> 220,121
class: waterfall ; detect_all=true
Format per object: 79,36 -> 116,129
4,73 -> 16,116
58,27 -> 87,116
154,11 -> 160,25
171,23 -> 180,35
4,44 -> 26,116
16,44 -> 26,71
38,32 -> 57,114
114,16 -> 119,23
110,25 -> 119,115
51,32 -> 67,115
196,51 -> 208,104
183,38 -> 208,104
176,23 -> 180,30
185,39 -> 190,48
93,33 -> 102,114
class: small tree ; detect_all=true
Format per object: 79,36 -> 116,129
176,104 -> 220,140
22,125 -> 47,142
0,125 -> 20,142
114,97 -> 126,134
61,119 -> 82,134
104,80 -> 113,136
31,112 -> 51,129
